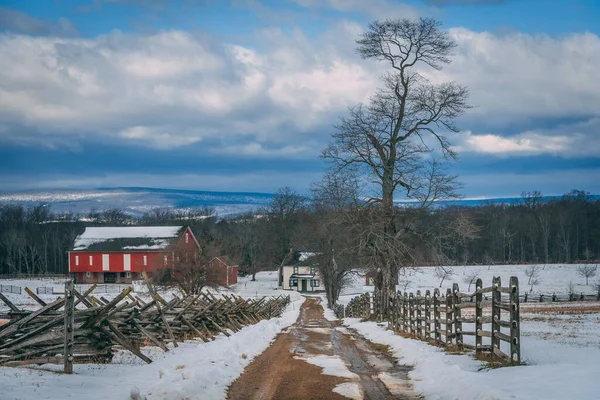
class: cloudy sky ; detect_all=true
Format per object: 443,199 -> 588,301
0,0 -> 599,197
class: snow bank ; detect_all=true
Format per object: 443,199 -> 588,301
344,318 -> 600,400
144,294 -> 304,399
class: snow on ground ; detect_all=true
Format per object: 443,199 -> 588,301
332,382 -> 363,400
323,263 -> 600,400
295,354 -> 359,379
0,272 -> 304,400
344,317 -> 600,400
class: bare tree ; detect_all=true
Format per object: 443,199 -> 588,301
293,171 -> 363,308
435,266 -> 454,288
398,278 -> 412,292
321,17 -> 470,309
462,270 -> 479,292
525,265 -> 541,292
577,264 -> 597,285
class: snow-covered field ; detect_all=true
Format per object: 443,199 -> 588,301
332,263 -> 600,400
0,272 -> 304,400
338,263 -> 600,306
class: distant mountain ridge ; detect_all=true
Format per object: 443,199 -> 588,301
0,187 -> 598,217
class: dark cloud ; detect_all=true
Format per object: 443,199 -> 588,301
0,7 -> 78,36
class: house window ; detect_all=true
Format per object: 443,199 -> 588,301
293,265 -> 298,274
85,272 -> 91,278
143,255 -> 147,266
75,256 -> 79,266
311,280 -> 320,287
289,278 -> 298,287
185,233 -> 189,243
126,272 -> 132,278
310,266 -> 315,275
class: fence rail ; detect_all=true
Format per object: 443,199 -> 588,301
35,287 -> 54,295
339,276 -> 521,365
0,285 -> 21,295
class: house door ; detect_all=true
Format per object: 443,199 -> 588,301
301,279 -> 307,292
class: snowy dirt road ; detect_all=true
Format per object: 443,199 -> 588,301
227,297 -> 421,400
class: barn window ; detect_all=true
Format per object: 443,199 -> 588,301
164,255 -> 168,266
126,272 -> 132,278
185,233 -> 189,243
143,255 -> 147,266
89,256 -> 93,265
85,272 -> 91,278
75,256 -> 79,266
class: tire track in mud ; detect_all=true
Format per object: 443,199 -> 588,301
227,297 -> 422,400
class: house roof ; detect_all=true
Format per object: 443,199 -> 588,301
72,226 -> 185,251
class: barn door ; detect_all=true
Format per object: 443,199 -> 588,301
123,254 -> 131,271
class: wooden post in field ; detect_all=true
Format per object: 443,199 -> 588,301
63,280 -> 75,374
475,278 -> 483,356
424,290 -> 431,341
491,276 -> 501,360
453,283 -> 463,351
509,276 -> 521,365
445,288 -> 453,346
433,288 -> 441,344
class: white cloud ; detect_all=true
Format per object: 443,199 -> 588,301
457,118 -> 600,157
0,22 -> 599,159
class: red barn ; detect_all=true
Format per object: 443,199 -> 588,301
206,256 -> 238,286
69,226 -> 200,284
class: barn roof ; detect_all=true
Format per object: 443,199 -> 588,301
73,226 -> 185,251
212,256 -> 237,266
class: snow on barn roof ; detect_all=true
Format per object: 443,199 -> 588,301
73,226 -> 184,251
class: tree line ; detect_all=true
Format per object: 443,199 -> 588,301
0,187 -> 598,288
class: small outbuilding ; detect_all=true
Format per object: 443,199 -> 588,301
206,256 -> 238,286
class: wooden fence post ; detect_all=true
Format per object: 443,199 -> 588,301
416,290 -> 422,339
509,276 -> 521,365
63,280 -> 74,374
445,288 -> 452,346
453,283 -> 463,351
491,276 -> 501,360
433,288 -> 441,344
424,290 -> 431,341
402,292 -> 408,333
475,278 -> 483,357
408,292 -> 415,336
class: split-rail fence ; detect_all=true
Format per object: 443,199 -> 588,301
337,276 -> 520,365
0,279 -> 290,373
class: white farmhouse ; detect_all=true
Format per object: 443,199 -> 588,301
278,251 -> 325,292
